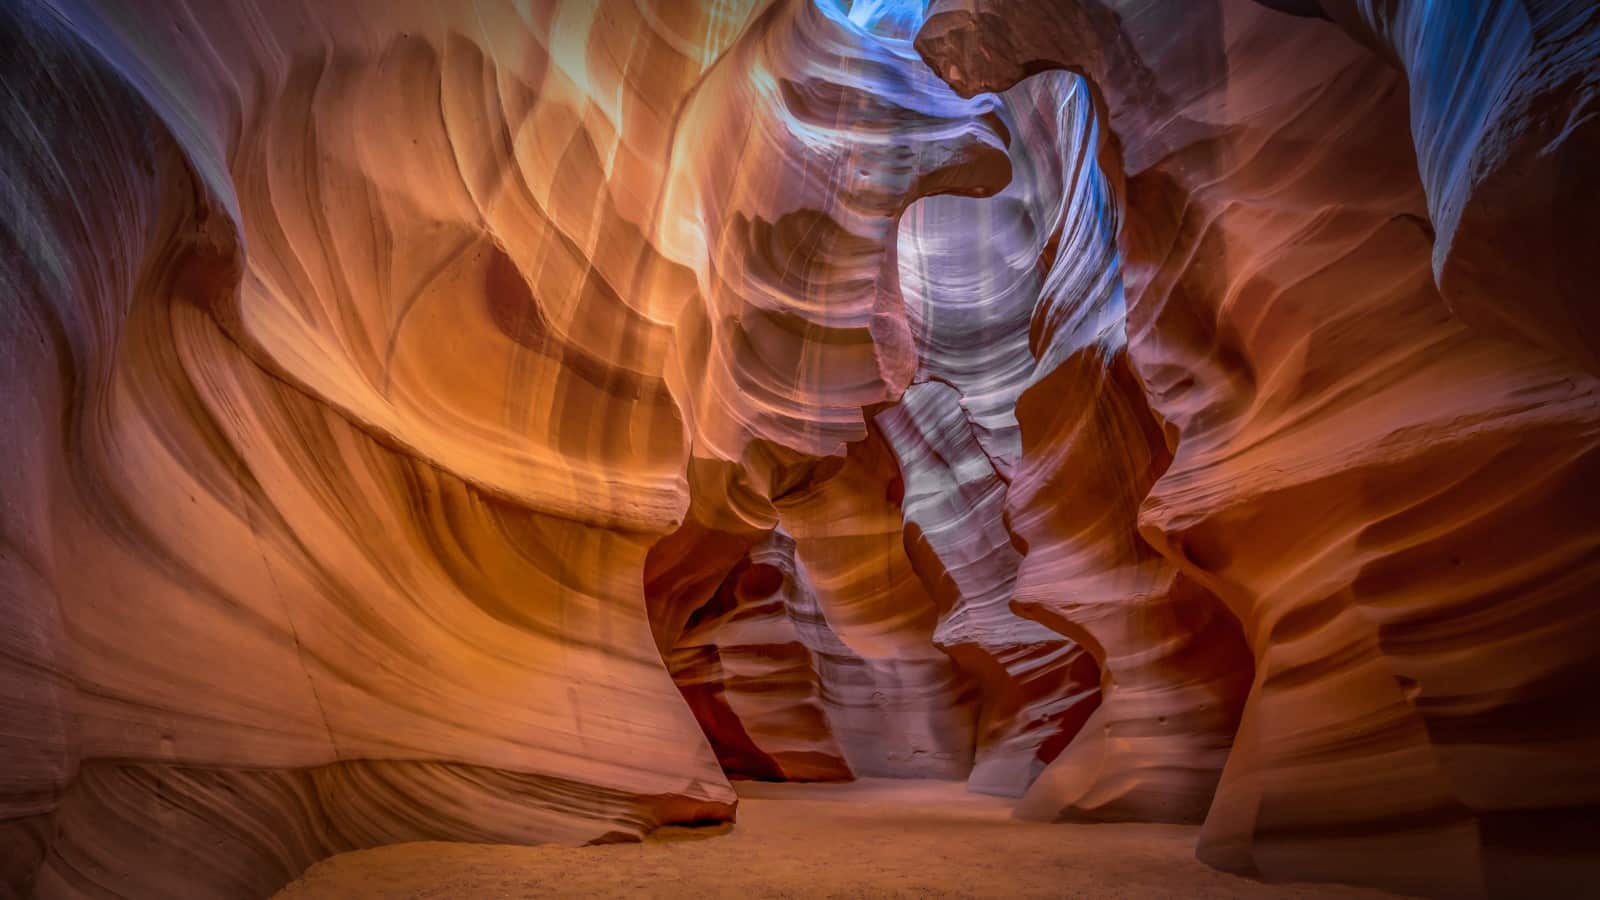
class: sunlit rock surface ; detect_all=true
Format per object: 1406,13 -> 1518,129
920,0 -> 1600,895
878,381 -> 1102,797
1,2 -> 763,896
882,73 -> 1148,802
1317,0 -> 1600,375
645,0 -> 1007,785
3,0 -> 1598,897
0,0 -> 1045,894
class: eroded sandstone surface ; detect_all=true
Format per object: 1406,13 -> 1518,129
2,0 -> 1596,897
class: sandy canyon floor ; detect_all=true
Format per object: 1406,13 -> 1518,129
274,780 -> 1407,899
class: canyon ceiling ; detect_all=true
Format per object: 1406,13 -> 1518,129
1,0 -> 1597,897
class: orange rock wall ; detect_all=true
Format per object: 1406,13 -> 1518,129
920,0 -> 1600,894
3,0 -> 1597,897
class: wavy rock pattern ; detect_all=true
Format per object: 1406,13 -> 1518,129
2,1 -> 758,896
1316,0 -> 1600,375
966,69 -> 1253,825
642,0 -> 1016,787
879,382 -> 1102,797
4,0 -> 1599,897
658,0 -> 1009,464
920,0 -> 1600,894
775,428 -> 981,778
666,531 -> 854,782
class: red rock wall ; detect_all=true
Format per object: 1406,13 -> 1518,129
920,0 -> 1600,894
1,2 -> 753,895
3,0 -> 1597,896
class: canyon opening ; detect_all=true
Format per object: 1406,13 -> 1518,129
2,0 -> 1597,898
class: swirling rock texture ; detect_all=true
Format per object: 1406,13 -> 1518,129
0,1 -> 773,896
663,530 -> 854,782
894,64 -> 1255,824
1029,77 -> 1255,824
1316,0 -> 1600,375
878,381 -> 1104,798
645,0 -> 1004,784
879,74 -> 1130,800
3,0 -> 1598,898
920,0 -> 1600,895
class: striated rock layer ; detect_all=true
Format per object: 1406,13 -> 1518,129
3,0 -> 1599,897
1,2 -> 770,896
879,381 -> 1102,797
1,0 -> 1088,895
920,0 -> 1600,895
643,0 -> 1006,786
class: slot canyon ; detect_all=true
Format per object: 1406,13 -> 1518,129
1,0 -> 1597,897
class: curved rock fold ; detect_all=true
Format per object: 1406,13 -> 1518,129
2,0 -> 1597,897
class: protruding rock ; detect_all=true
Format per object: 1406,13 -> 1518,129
918,0 -> 1600,893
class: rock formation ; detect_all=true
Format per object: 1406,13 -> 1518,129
920,0 -> 1600,894
1,2 -> 756,896
3,0 -> 1597,897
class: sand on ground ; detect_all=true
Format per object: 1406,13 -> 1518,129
274,779 -> 1409,899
